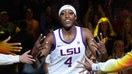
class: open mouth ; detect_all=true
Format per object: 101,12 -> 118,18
64,19 -> 71,24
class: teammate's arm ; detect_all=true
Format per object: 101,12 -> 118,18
77,50 -> 132,73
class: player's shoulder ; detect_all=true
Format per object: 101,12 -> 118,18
75,26 -> 89,31
45,32 -> 54,43
81,27 -> 91,33
81,27 -> 93,39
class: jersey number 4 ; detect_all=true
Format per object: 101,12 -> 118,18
64,57 -> 72,67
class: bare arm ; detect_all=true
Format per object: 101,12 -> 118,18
82,28 -> 96,56
39,33 -> 54,61
82,28 -> 107,61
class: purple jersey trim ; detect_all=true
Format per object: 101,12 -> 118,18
51,32 -> 56,51
80,27 -> 85,45
59,27 -> 77,44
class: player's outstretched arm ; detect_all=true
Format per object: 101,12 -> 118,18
92,33 -> 108,61
31,34 -> 46,67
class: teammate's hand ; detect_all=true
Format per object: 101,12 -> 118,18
0,36 -> 22,55
20,50 -> 36,64
77,54 -> 94,73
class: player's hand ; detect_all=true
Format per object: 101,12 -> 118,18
31,34 -> 46,57
77,54 -> 94,73
0,36 -> 22,55
92,33 -> 107,55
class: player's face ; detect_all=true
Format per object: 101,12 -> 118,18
60,9 -> 77,29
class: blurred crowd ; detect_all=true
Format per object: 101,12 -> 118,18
0,0 -> 132,74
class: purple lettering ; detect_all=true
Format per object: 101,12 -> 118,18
60,47 -> 81,56
67,48 -> 73,55
74,47 -> 80,54
60,50 -> 66,56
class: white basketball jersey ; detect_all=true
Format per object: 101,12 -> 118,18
48,26 -> 86,74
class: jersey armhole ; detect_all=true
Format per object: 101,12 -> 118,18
80,27 -> 85,46
51,32 -> 56,51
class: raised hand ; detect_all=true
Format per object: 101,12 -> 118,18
31,34 -> 46,58
92,33 -> 107,55
19,50 -> 36,64
92,33 -> 108,61
0,36 -> 22,55
31,34 -> 47,68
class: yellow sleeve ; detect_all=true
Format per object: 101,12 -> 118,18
92,50 -> 132,73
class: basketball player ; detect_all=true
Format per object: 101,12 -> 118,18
31,4 -> 107,74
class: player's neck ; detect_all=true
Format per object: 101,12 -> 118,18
62,26 -> 75,35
